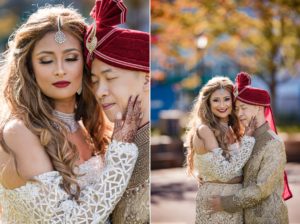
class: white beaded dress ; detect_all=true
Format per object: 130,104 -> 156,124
0,140 -> 138,224
194,136 -> 255,224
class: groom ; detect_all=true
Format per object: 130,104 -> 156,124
84,0 -> 150,223
208,72 -> 292,224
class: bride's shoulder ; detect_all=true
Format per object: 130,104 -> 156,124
195,124 -> 219,152
191,125 -> 211,154
3,118 -> 33,138
2,119 -> 40,153
1,119 -> 53,186
196,124 -> 215,139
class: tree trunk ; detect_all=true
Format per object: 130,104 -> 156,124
269,72 -> 277,117
268,55 -> 277,119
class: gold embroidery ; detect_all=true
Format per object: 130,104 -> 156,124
222,124 -> 288,224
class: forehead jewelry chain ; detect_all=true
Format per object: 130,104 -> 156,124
55,16 -> 66,44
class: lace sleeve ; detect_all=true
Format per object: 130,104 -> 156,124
201,136 -> 255,182
0,140 -> 138,224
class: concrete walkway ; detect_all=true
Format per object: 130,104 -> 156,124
151,163 -> 300,224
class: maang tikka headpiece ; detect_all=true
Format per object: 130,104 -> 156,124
55,16 -> 66,44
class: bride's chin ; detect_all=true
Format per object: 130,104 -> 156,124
217,114 -> 230,120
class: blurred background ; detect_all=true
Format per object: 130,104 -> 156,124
0,0 -> 149,53
151,0 -> 300,223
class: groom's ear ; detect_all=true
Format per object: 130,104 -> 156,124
258,106 -> 263,112
143,72 -> 150,92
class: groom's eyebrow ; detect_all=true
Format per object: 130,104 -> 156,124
101,68 -> 112,74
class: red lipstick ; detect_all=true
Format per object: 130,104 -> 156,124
52,81 -> 70,88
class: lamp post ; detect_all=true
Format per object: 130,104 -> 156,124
195,33 -> 208,88
196,33 -> 208,50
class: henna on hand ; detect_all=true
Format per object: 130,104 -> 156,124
112,95 -> 143,143
244,116 -> 257,136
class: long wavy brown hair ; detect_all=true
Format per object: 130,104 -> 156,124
0,5 -> 111,199
186,76 -> 242,176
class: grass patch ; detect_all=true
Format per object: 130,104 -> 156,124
277,125 -> 300,133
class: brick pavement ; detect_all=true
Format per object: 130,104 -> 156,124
151,163 -> 300,224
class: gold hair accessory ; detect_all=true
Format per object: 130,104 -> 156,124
86,22 -> 97,54
55,16 -> 66,44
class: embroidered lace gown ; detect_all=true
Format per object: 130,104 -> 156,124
0,140 -> 138,224
194,136 -> 255,224
111,123 -> 150,224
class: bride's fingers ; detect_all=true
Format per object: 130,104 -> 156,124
124,95 -> 136,122
248,116 -> 254,127
225,131 -> 231,143
253,117 -> 258,128
114,112 -> 123,129
225,131 -> 230,140
136,111 -> 143,128
229,126 -> 236,140
229,126 -> 234,135
246,117 -> 253,132
112,112 -> 123,141
132,96 -> 143,126
250,117 -> 257,129
122,95 -> 132,120
133,94 -> 140,106
133,96 -> 142,116
123,96 -> 141,130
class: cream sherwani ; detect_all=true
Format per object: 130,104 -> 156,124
220,122 -> 288,224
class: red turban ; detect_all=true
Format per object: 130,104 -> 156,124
84,0 -> 149,73
234,72 -> 293,200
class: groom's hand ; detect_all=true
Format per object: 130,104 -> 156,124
207,195 -> 223,213
197,176 -> 204,187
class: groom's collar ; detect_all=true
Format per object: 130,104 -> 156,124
253,122 -> 270,139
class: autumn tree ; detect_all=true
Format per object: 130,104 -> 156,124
152,0 -> 300,114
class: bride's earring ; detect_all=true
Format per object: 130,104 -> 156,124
77,85 -> 82,95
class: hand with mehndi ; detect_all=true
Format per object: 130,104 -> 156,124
244,116 -> 257,136
112,95 -> 143,143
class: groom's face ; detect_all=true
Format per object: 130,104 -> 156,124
235,100 -> 259,127
90,59 -> 145,122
